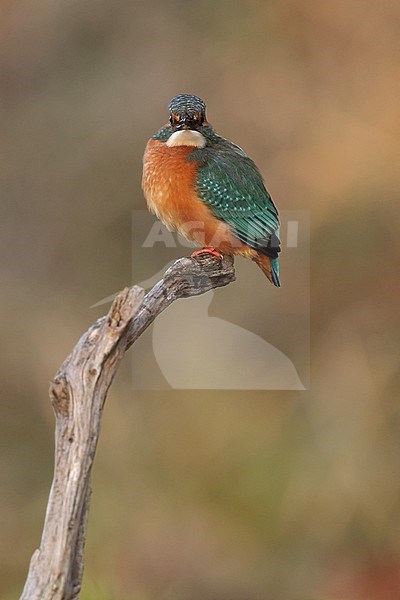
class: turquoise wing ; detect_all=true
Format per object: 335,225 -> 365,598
192,143 -> 281,267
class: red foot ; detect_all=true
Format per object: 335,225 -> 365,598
191,247 -> 224,260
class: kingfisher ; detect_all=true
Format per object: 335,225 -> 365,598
142,94 -> 281,286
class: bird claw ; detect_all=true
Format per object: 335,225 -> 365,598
191,247 -> 224,260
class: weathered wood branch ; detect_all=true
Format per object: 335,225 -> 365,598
20,253 -> 235,600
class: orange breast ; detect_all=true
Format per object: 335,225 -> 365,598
142,138 -> 256,257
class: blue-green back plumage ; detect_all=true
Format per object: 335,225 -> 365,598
188,128 -> 281,284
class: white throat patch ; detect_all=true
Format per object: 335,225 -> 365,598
166,129 -> 206,148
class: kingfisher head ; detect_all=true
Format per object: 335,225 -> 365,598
168,94 -> 206,131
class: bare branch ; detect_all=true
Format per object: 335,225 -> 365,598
20,254 -> 235,600
126,253 -> 235,348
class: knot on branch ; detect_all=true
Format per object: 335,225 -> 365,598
49,376 -> 70,417
163,253 -> 236,299
107,286 -> 144,328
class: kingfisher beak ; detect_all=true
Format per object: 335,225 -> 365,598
176,116 -> 196,130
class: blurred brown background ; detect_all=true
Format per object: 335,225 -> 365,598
1,1 -> 400,598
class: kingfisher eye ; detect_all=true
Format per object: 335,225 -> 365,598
193,113 -> 205,125
169,113 -> 180,125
